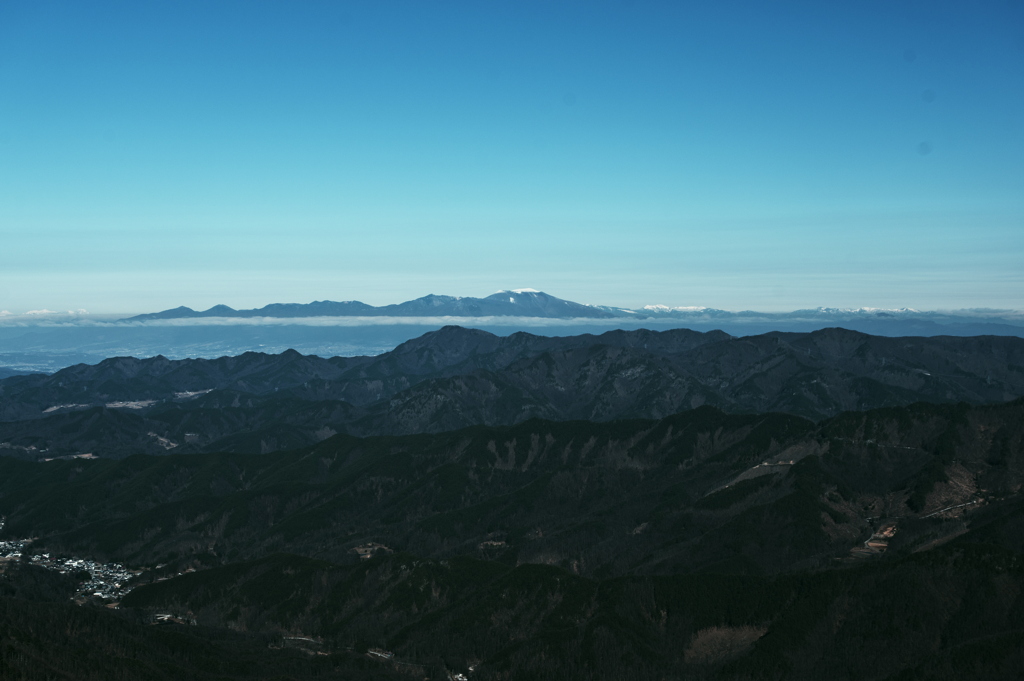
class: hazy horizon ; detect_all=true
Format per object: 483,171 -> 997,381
2,286 -> 1023,326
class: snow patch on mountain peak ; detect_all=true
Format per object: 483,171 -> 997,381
809,306 -> 920,315
643,305 -> 708,312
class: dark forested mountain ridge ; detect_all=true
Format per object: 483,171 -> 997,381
2,400 -> 1021,578
2,327 -> 1023,679
116,539 -> 1024,681
0,327 -> 1022,460
1,399 -> 1023,680
0,594 -> 408,680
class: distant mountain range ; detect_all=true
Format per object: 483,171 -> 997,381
124,289 -> 623,321
2,291 -> 1022,375
121,289 -> 1024,331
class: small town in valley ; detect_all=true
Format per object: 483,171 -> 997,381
0,517 -> 142,604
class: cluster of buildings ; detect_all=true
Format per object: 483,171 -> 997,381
352,542 -> 393,560
31,552 -> 141,603
0,536 -> 27,563
0,517 -> 142,603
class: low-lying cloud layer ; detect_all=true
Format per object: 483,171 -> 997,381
2,307 -> 1023,329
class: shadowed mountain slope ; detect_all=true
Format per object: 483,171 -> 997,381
2,400 -> 1021,578
1,327 -> 1022,459
2,399 -> 1023,680
117,539 -> 1024,681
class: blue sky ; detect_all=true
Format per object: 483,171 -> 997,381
1,0 -> 1021,313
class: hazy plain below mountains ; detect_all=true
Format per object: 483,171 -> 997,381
1,325 -> 1022,460
2,289 -> 1022,372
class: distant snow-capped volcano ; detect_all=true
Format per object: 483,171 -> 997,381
116,291 -> 1023,325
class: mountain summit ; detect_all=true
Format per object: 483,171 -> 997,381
123,290 -> 622,321
115,292 -> 1024,340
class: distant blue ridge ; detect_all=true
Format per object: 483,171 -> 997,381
120,290 -> 1024,330
122,291 -> 624,321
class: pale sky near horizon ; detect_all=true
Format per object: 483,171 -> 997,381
1,0 -> 1022,314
